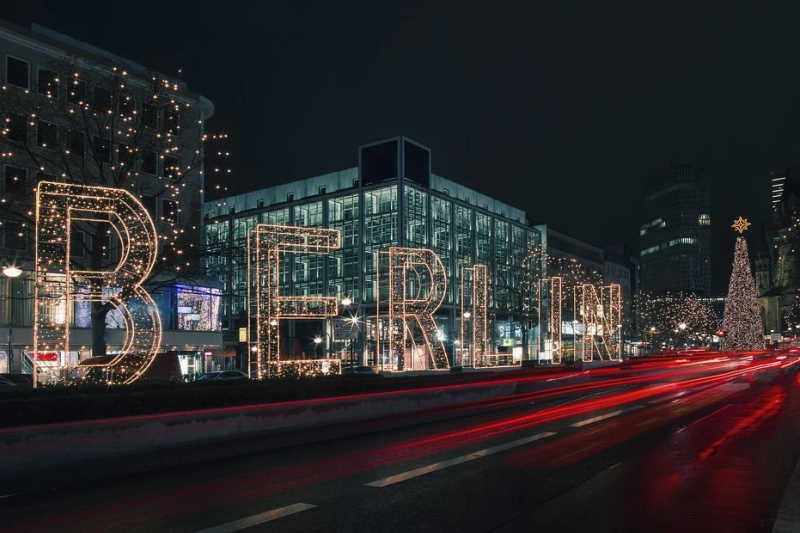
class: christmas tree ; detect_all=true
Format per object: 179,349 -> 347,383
721,217 -> 764,351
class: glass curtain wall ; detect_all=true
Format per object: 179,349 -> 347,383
263,208 -> 290,288
431,196 -> 452,303
293,202 -> 324,297
231,215 -> 258,316
364,186 -> 398,304
404,186 -> 427,247
454,204 -> 473,305
327,194 -> 360,302
205,219 -> 229,321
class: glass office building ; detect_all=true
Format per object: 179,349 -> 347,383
203,138 -> 541,364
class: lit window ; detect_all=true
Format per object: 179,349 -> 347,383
698,213 -> 711,226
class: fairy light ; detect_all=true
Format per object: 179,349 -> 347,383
722,218 -> 764,351
460,264 -> 488,367
247,224 -> 341,379
34,181 -> 161,386
576,283 -> 622,362
537,277 -> 563,363
376,247 -> 449,371
633,291 -> 718,347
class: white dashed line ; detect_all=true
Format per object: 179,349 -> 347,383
570,409 -> 626,427
193,503 -> 317,533
366,431 -> 557,488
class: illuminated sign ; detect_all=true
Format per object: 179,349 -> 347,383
377,247 -> 449,371
576,283 -> 622,361
34,181 -> 161,386
247,224 -> 341,378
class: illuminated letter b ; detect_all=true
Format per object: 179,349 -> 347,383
34,181 -> 161,385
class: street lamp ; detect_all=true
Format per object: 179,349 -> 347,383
463,311 -> 471,319
341,296 -> 352,308
313,334 -> 324,358
3,265 -> 20,380
2,265 -> 21,278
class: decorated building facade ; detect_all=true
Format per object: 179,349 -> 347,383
0,20 -> 223,376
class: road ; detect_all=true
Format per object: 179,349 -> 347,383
4,351 -> 800,532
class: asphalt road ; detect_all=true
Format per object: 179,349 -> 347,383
4,351 -> 800,533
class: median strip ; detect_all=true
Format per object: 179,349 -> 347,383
365,431 -> 557,488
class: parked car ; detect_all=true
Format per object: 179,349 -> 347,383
196,370 -> 250,381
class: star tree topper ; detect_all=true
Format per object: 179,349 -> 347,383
731,216 -> 751,234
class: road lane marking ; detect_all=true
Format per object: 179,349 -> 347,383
365,431 -> 557,488
570,409 -> 625,427
193,503 -> 316,533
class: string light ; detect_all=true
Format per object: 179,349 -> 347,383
722,218 -> 764,351
247,224 -> 341,379
460,264 -> 488,366
576,283 -> 623,361
537,277 -> 563,363
634,291 -> 718,348
377,247 -> 449,371
34,181 -> 161,386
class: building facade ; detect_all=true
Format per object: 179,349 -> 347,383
758,169 -> 800,334
204,137 -> 543,366
639,164 -> 712,296
0,21 -> 222,375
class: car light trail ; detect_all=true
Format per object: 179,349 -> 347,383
10,353 -> 792,533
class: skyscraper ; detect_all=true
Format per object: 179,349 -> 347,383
770,170 -> 788,213
639,164 -> 712,296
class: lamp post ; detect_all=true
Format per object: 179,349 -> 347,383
462,311 -> 472,366
3,265 -> 21,380
649,326 -> 656,354
313,335 -> 322,358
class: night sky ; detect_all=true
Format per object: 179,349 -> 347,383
9,2 -> 800,294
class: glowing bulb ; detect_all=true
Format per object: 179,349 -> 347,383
2,265 -> 21,278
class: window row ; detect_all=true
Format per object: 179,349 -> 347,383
4,56 -> 181,131
2,116 -> 181,175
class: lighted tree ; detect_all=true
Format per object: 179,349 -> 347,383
783,291 -> 800,331
721,220 -> 764,351
519,244 -> 603,358
0,56 -> 230,356
633,291 -> 719,349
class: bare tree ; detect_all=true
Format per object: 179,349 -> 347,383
0,56 -> 229,356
